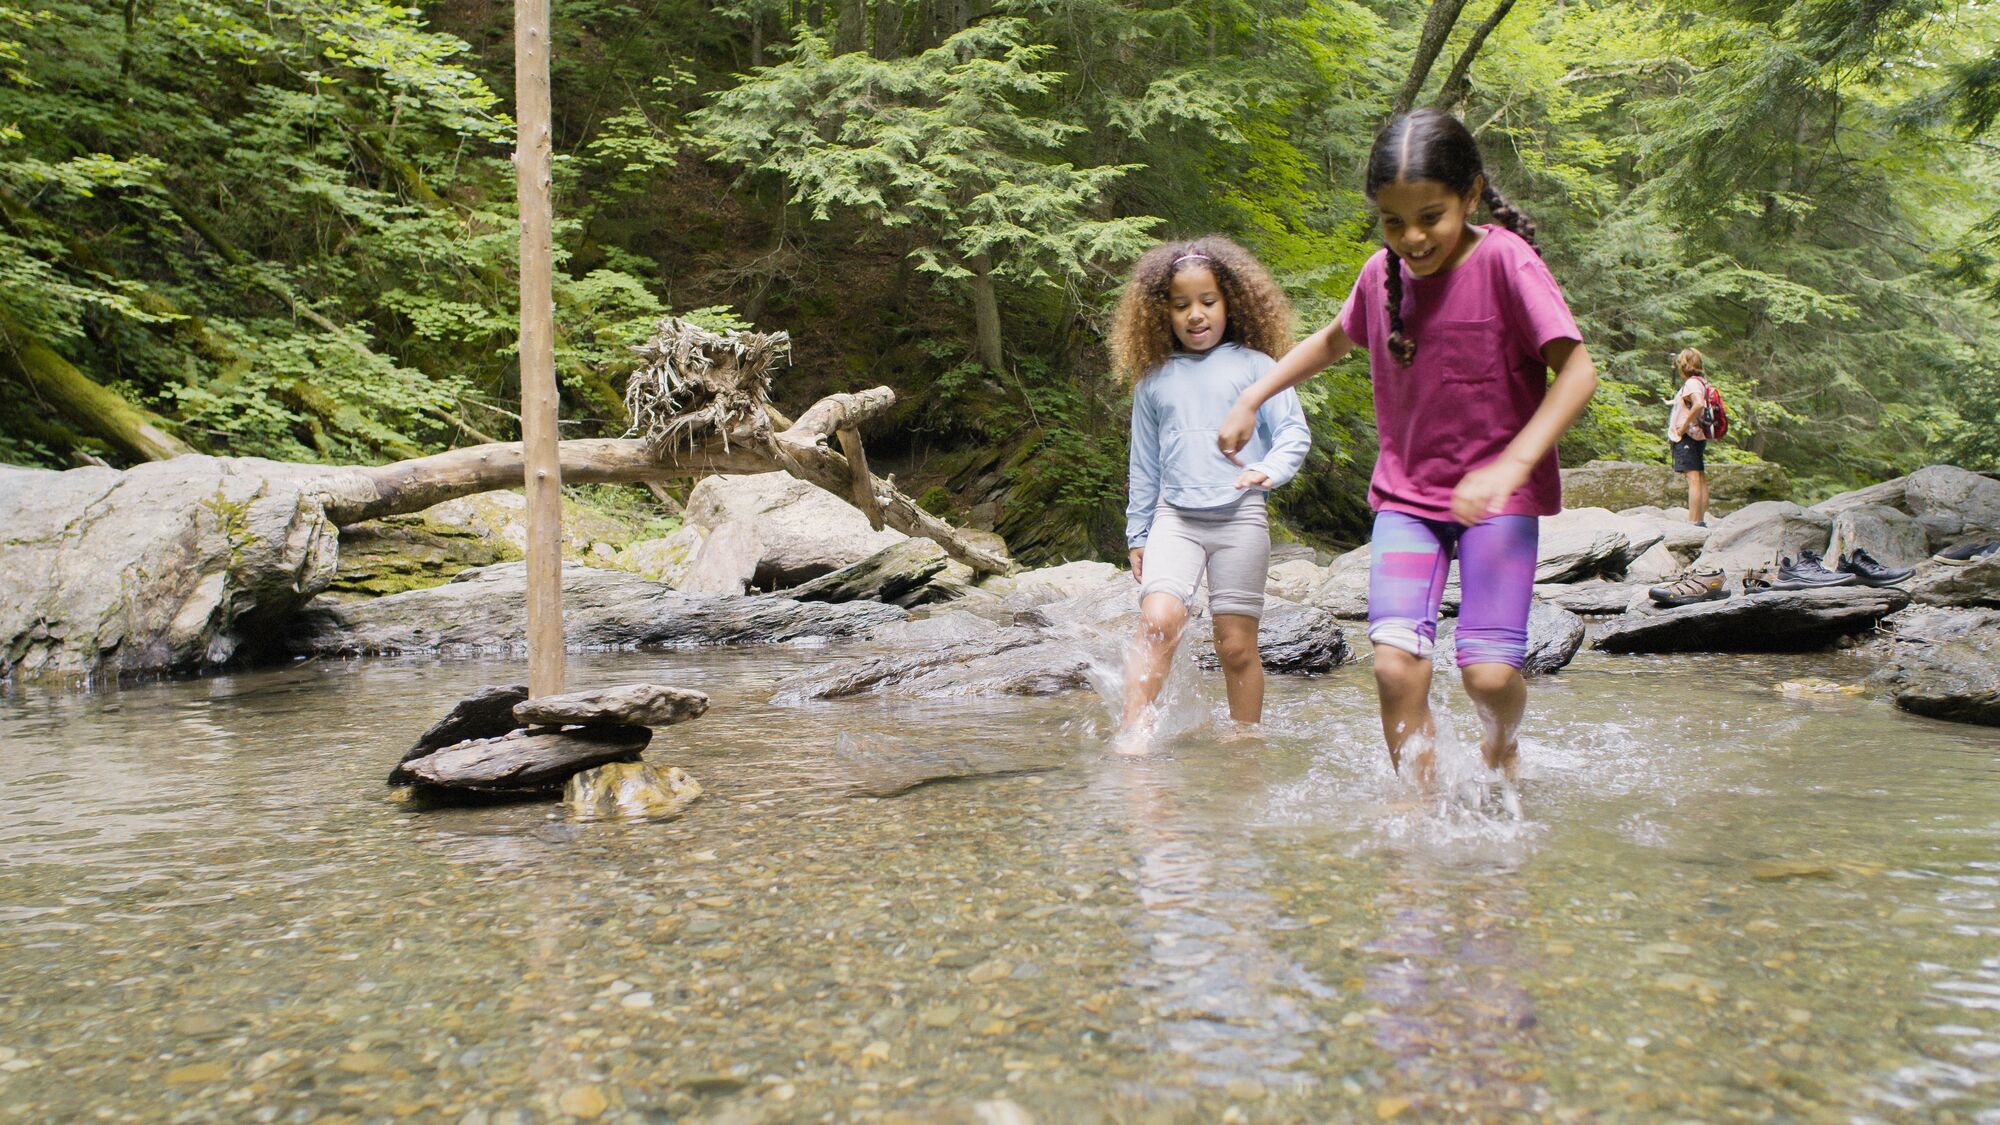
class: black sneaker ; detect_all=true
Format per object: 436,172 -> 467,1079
1771,550 -> 1857,590
1836,548 -> 1914,587
1933,540 -> 2000,566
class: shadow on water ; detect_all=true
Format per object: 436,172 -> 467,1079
0,644 -> 1997,1120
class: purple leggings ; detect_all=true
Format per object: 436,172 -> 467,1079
1367,510 -> 1538,668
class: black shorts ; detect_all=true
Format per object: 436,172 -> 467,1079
1671,436 -> 1706,473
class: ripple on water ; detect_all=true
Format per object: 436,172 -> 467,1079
0,647 -> 1995,1121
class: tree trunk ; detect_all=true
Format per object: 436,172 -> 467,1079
1393,0 -> 1472,116
517,0 -> 564,699
1433,0 -> 1517,110
836,0 -> 866,53
751,14 -> 766,66
967,253 -> 1004,374
872,0 -> 900,57
0,310 -> 194,463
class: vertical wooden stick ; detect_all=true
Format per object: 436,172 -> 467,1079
516,0 -> 564,698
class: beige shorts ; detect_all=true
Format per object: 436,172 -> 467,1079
1137,497 -> 1270,619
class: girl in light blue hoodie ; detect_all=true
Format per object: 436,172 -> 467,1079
1111,237 -> 1311,748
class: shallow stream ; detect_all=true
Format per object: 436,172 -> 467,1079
2,642 -> 1998,1122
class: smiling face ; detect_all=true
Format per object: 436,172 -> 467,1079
1375,176 -> 1484,277
1168,266 -> 1228,352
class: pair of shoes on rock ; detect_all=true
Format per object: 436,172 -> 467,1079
1649,565 -> 1728,607
1836,548 -> 1914,587
1771,549 -> 1854,590
1933,540 -> 2000,566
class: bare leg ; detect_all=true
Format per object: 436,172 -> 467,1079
1211,613 -> 1264,724
1459,661 -> 1526,777
1120,592 -> 1189,729
1373,644 -> 1436,785
1687,470 -> 1708,524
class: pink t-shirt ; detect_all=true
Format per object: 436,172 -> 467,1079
1339,225 -> 1581,521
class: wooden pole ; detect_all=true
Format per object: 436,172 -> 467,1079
516,0 -> 564,698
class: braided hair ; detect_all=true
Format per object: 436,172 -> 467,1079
1364,109 -> 1539,366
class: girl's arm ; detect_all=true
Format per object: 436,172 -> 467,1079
1239,387 -> 1312,490
1450,338 -> 1598,525
1125,383 -> 1162,578
1218,320 -> 1355,463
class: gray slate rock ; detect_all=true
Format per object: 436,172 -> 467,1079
1907,554 -> 2000,609
770,629 -> 1088,702
1814,465 -> 2000,552
404,725 -> 652,796
1693,500 -> 1834,578
391,683 -> 528,784
1533,582 -> 1648,615
514,684 -> 709,728
291,562 -> 904,655
1868,608 -> 2000,728
1,457 -> 340,683
686,472 -> 905,586
1824,504 -> 1928,569
782,538 -> 948,604
1194,600 -> 1352,673
1592,586 -> 1909,653
1435,600 -> 1586,674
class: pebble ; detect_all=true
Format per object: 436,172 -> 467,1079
171,1013 -> 230,1037
1224,1077 -> 1267,1101
620,992 -> 654,1009
920,1005 -> 962,1029
557,1085 -> 608,1118
1377,1095 -> 1412,1119
336,1051 -> 390,1075
164,1062 -> 228,1085
967,959 -> 1012,984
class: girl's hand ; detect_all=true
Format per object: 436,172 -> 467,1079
1451,460 -> 1530,525
1216,402 -> 1257,465
1234,470 -> 1271,491
1128,548 -> 1144,582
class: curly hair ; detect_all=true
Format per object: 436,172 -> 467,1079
1108,236 -> 1295,385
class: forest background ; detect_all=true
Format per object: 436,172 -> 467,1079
3,0 -> 1998,563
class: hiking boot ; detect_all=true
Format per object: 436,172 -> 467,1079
1771,549 -> 1856,590
1836,548 -> 1914,587
1933,540 -> 2000,566
1742,564 -> 1776,593
1649,565 -> 1728,607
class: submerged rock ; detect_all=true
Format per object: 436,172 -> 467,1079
514,684 -> 709,728
564,762 -> 703,821
1592,586 -> 1909,653
290,563 -> 904,655
835,735 -> 1063,797
403,724 -> 652,796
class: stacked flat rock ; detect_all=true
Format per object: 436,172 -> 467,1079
392,683 -> 709,802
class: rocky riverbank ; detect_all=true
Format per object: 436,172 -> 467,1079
3,457 -> 1995,727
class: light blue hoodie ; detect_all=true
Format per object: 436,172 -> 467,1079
1126,342 -> 1312,549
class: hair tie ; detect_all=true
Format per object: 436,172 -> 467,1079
1172,253 -> 1211,266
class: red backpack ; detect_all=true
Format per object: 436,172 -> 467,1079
1697,378 -> 1729,440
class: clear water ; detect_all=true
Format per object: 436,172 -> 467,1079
2,644 -> 1997,1123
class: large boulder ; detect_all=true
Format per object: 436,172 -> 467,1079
685,472 -> 905,587
1901,466 -> 2000,551
782,538 -> 949,604
1540,508 -> 1667,578
1613,506 -> 1712,564
1561,459 -> 1790,511
1306,545 -> 1372,620
1265,558 -> 1327,603
1692,501 -> 1834,579
291,562 -> 904,655
1823,504 -> 1928,569
613,524 -> 707,587
0,457 -> 340,684
985,560 -> 1125,608
677,521 -> 764,595
1870,607 -> 2000,728
329,490 -> 644,599
1592,585 -> 1908,653
1813,466 -> 2000,552
1906,554 -> 2000,609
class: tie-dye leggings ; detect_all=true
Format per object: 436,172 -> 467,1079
1366,510 -> 1538,668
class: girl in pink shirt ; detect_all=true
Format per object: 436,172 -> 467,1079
1216,109 -> 1598,788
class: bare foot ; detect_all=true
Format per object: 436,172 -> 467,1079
1217,723 -> 1263,745
1113,715 -> 1156,756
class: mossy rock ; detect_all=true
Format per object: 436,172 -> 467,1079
328,490 -> 658,600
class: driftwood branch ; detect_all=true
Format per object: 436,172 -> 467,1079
313,384 -> 1014,576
